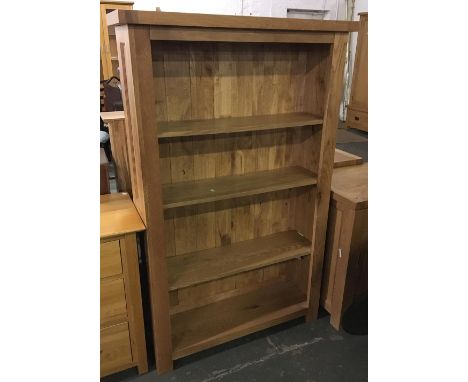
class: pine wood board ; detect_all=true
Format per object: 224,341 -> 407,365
157,112 -> 322,138
171,281 -> 307,359
167,230 -> 311,291
162,166 -> 317,209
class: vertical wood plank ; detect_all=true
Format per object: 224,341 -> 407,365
306,33 -> 348,321
120,233 -> 148,374
115,25 -> 173,373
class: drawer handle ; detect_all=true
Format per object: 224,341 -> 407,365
354,116 -> 359,121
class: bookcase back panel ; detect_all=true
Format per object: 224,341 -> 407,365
170,256 -> 310,314
159,127 -> 320,185
151,41 -> 331,121
163,187 -> 315,257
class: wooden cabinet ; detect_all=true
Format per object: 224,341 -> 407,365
101,111 -> 132,194
100,1 -> 133,80
346,12 -> 368,132
107,9 -> 358,373
100,193 -> 147,377
321,163 -> 368,329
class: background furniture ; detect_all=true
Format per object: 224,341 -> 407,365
109,9 -> 357,373
346,12 -> 368,132
101,111 -> 132,194
100,148 -> 110,195
334,148 -> 363,168
321,163 -> 368,329
100,193 -> 147,377
100,1 -> 134,81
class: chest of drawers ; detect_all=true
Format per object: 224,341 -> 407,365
100,193 -> 147,377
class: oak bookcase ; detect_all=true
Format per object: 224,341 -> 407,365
108,9 -> 357,374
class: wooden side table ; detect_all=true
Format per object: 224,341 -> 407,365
100,193 -> 147,377
321,163 -> 368,329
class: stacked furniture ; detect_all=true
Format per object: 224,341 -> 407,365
321,163 -> 368,329
346,12 -> 368,132
108,9 -> 357,373
100,1 -> 134,80
100,193 -> 148,377
101,111 -> 132,193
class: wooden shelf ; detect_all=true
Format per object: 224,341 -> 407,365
171,281 -> 307,359
168,230 -> 311,291
157,112 -> 323,138
162,166 -> 317,209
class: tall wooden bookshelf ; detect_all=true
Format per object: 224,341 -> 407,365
109,10 -> 357,374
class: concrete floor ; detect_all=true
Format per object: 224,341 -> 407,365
103,126 -> 368,382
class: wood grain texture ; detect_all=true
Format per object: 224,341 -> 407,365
107,117 -> 133,193
333,148 -> 363,168
150,26 -> 334,44
157,112 -> 322,138
306,33 -> 348,321
100,240 -> 123,278
107,10 -> 359,32
101,277 -> 128,326
346,13 -> 368,132
100,2 -> 133,80
120,233 -> 148,373
331,163 -> 368,209
168,230 -> 311,291
100,322 -> 134,377
116,24 -> 173,373
100,193 -> 145,239
115,12 -> 353,367
171,281 -> 307,359
163,166 -> 317,209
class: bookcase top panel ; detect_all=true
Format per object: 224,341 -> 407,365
107,10 -> 359,32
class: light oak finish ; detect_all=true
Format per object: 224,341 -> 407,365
116,25 -> 174,373
100,193 -> 145,239
150,26 -> 334,44
100,322 -> 133,376
158,112 -> 322,138
171,281 -> 307,359
101,111 -> 133,193
346,13 -> 368,132
100,1 -> 134,80
101,277 -> 127,326
163,166 -> 317,209
100,193 -> 147,377
321,163 -> 368,329
168,230 -> 311,291
109,10 -> 359,32
111,10 -> 353,373
334,148 -> 363,168
100,240 -> 122,278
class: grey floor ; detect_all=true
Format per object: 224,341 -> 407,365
103,126 -> 368,382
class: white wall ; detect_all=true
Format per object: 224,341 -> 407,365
131,0 -> 349,18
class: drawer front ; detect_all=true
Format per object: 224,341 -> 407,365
101,240 -> 122,278
346,108 -> 368,132
101,277 -> 127,325
100,322 -> 133,377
